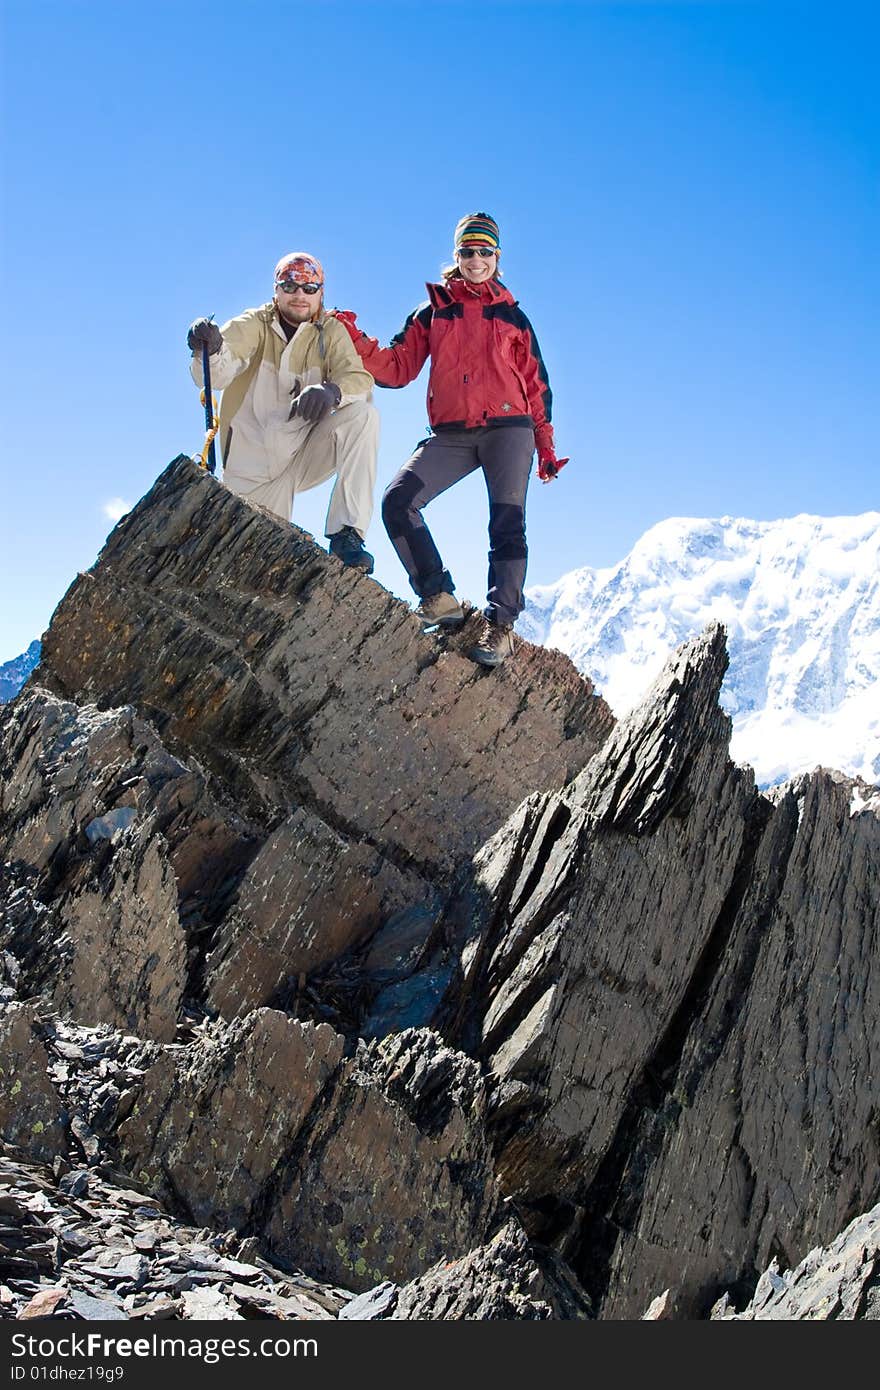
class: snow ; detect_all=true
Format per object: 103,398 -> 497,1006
850,785 -> 880,819
0,639 -> 41,703
520,512 -> 880,788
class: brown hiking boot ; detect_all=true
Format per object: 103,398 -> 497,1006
468,619 -> 515,667
417,592 -> 465,629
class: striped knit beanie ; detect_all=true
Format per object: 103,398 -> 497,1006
454,212 -> 501,251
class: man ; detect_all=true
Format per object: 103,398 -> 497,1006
187,252 -> 379,571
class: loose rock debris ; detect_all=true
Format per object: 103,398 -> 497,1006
0,1149 -> 350,1321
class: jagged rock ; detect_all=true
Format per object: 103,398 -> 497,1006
0,689 -> 254,900
337,1281 -> 399,1320
332,1221 -> 592,1321
0,1004 -> 67,1161
596,767 -> 880,1318
710,1203 -> 880,1319
4,449 -> 877,1322
266,1029 -> 498,1289
30,458 -> 606,1023
641,1289 -> 675,1320
438,625 -> 880,1318
206,808 -> 429,1017
30,1017 -> 161,1174
49,828 -> 186,1043
118,1016 -> 499,1290
0,689 -> 257,1039
118,1010 -> 346,1228
0,869 -> 47,1004
388,1218 -> 592,1320
444,626 -> 753,1197
36,456 -> 611,884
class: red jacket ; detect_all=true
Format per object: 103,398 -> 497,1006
344,276 -> 556,451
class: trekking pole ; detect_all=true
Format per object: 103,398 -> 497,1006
197,316 -> 219,475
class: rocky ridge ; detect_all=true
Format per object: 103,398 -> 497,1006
710,1204 -> 880,1320
2,455 -> 878,1320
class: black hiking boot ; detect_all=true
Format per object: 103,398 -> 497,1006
329,527 -> 374,573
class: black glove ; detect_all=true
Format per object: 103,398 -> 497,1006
187,318 -> 223,355
289,381 -> 342,423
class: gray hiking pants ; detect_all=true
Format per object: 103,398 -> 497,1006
381,424 -> 535,627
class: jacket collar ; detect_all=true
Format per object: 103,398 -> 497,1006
426,277 -> 515,309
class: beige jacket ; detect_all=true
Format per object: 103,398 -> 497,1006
190,302 -> 374,467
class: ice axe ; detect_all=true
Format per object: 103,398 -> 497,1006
197,315 -> 218,475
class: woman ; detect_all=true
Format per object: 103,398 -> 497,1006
334,213 -> 568,667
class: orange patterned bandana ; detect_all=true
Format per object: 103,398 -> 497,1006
274,251 -> 324,287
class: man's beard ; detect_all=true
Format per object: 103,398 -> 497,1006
277,300 -> 319,327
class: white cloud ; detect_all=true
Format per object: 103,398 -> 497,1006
102,497 -> 132,523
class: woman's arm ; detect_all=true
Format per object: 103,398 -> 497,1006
322,318 -> 375,402
513,310 -> 553,431
334,304 -> 432,388
515,310 -> 569,479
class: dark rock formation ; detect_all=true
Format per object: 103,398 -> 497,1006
118,1018 -> 499,1290
593,767 -> 880,1318
0,689 -> 256,1040
0,1005 -> 67,1163
27,456 -> 610,1022
0,1007 -> 558,1318
205,808 -> 428,1017
341,1219 -> 592,1319
437,626 -> 880,1317
36,457 -> 611,867
710,1204 -> 880,1320
2,454 -> 878,1320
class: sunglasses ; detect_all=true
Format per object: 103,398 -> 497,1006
276,280 -> 323,295
457,246 -> 497,259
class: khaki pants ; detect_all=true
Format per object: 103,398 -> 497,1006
223,399 -> 380,537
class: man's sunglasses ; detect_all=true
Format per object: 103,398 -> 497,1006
457,246 -> 497,259
276,280 -> 323,295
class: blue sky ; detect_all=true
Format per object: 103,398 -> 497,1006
1,0 -> 877,661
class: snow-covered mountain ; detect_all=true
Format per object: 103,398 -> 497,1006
520,514 -> 880,787
0,640 -> 41,703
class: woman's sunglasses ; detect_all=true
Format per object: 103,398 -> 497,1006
457,247 -> 497,259
276,280 -> 323,295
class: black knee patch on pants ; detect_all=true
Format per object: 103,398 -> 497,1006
382,469 -> 425,540
382,468 -> 450,596
488,501 -> 528,563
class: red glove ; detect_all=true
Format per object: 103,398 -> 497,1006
537,450 -> 570,483
331,309 -> 362,343
534,422 -> 569,483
